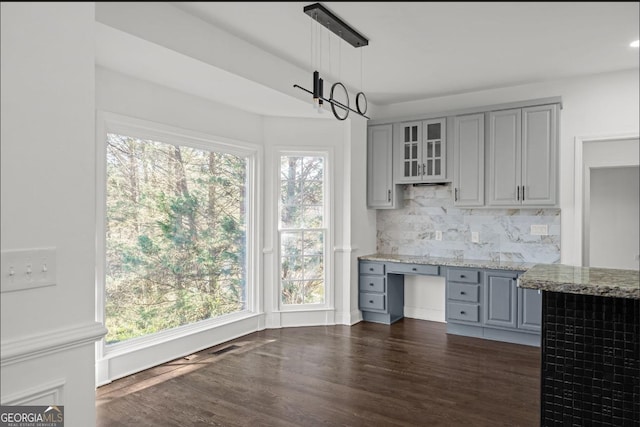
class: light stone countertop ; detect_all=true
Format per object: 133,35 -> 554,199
518,264 -> 640,299
358,253 -> 537,272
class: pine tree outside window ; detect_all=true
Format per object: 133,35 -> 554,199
102,129 -> 251,345
278,154 -> 327,306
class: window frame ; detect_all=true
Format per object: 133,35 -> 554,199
276,149 -> 333,311
95,111 -> 261,357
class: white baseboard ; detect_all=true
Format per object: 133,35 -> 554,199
97,314 -> 263,385
404,307 -> 446,323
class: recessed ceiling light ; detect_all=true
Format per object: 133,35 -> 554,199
631,40 -> 640,48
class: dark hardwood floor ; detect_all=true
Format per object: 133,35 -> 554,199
96,319 -> 540,426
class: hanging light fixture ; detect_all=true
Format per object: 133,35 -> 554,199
294,2 -> 370,120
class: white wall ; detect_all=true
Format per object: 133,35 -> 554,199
588,166 -> 639,269
373,69 -> 640,266
94,2 -> 311,113
96,67 -> 264,145
347,118 -> 377,323
1,3 -> 104,426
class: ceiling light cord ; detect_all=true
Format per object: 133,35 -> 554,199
360,48 -> 363,93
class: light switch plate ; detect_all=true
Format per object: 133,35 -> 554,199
1,248 -> 57,293
471,231 -> 479,243
530,224 -> 549,236
435,230 -> 443,241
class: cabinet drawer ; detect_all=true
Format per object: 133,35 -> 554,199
360,293 -> 386,311
447,302 -> 480,323
359,276 -> 385,293
387,262 -> 439,276
360,262 -> 385,275
447,268 -> 480,283
447,282 -> 479,303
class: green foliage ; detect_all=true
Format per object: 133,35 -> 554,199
105,134 -> 247,344
279,156 -> 326,305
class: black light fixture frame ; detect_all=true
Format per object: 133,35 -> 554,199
294,2 -> 370,120
303,3 -> 368,48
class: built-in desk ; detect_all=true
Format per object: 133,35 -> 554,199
358,254 -> 542,346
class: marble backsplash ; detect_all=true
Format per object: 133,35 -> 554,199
377,184 -> 561,264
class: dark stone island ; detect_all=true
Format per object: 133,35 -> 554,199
519,264 -> 640,426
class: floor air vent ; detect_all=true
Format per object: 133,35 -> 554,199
210,344 -> 240,355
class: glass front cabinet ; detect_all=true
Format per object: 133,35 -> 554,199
395,118 -> 446,183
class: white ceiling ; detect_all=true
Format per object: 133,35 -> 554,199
172,1 -> 639,106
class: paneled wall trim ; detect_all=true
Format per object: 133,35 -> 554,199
1,322 -> 107,367
1,379 -> 65,406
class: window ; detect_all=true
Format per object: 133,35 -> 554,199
102,128 -> 252,345
279,154 -> 327,306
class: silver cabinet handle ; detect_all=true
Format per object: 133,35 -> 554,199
522,186 -> 525,201
454,188 -> 458,202
423,163 -> 426,176
387,189 -> 391,202
517,186 -> 520,201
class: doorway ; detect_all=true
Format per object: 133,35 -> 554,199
580,138 -> 639,269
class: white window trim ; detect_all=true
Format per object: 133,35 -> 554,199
95,111 -> 262,361
275,148 -> 334,312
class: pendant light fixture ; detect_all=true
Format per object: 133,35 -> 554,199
294,2 -> 370,120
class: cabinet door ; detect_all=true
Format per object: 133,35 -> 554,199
367,125 -> 395,208
488,109 -> 521,205
483,271 -> 517,329
453,114 -> 484,206
521,104 -> 557,206
422,118 -> 446,181
518,288 -> 542,331
396,122 -> 422,182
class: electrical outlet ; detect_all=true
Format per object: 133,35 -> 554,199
1,248 -> 57,293
530,224 -> 549,236
471,231 -> 479,243
435,230 -> 443,241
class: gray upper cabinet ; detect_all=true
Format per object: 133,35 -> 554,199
488,108 -> 522,205
395,119 -> 447,184
367,124 -> 400,209
521,104 -> 557,206
488,104 -> 558,207
396,121 -> 421,182
453,113 -> 484,207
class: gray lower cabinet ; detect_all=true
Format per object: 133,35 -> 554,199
517,288 -> 542,331
359,260 -> 541,346
446,268 -> 541,346
481,270 -> 541,345
358,261 -> 404,324
446,267 -> 482,325
483,270 -> 518,329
